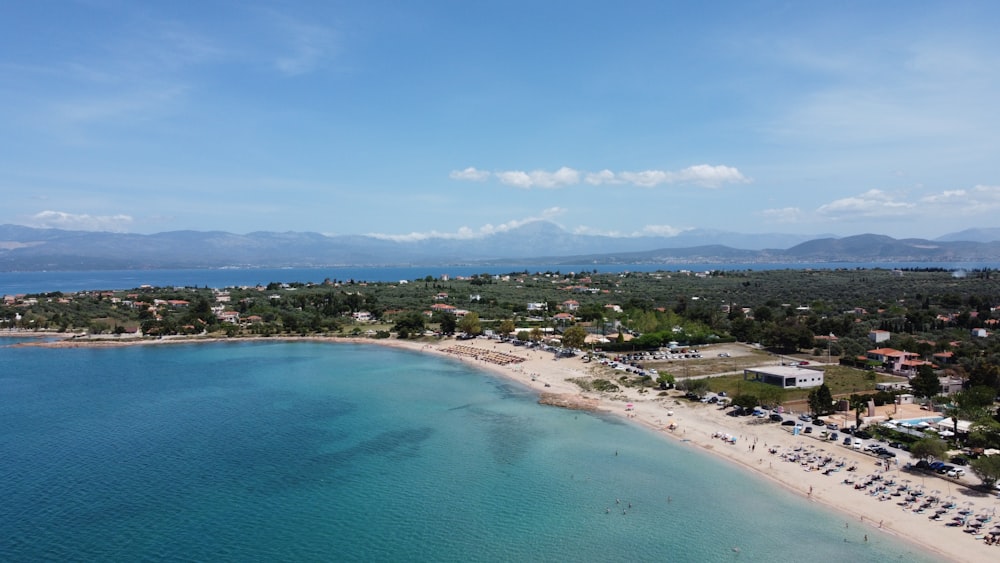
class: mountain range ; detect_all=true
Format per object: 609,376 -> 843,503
2,222 -> 1000,271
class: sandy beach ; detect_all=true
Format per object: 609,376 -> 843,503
374,336 -> 999,563
19,332 -> 1000,561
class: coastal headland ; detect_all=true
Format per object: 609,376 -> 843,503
15,331 -> 1000,562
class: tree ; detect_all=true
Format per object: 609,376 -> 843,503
561,326 -> 587,349
909,437 -> 948,463
969,455 -> 1000,490
529,327 -> 544,342
909,365 -> 941,399
432,311 -> 457,334
968,419 -> 1000,450
951,386 -> 996,426
498,318 -> 516,336
807,384 -> 834,416
680,378 -> 709,397
394,311 -> 426,339
458,312 -> 482,335
848,394 -> 869,429
764,318 -> 814,353
656,372 -> 675,389
732,394 -> 759,409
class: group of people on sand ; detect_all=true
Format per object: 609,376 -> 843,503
835,455 -> 1000,545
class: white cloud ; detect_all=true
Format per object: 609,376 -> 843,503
816,189 -> 915,218
919,184 -> 1000,212
674,164 -> 750,187
26,210 -> 134,232
454,164 -> 749,189
640,224 -> 687,237
448,167 -> 490,181
584,169 -> 620,185
496,167 -> 580,189
495,170 -> 534,189
919,189 -> 966,204
617,170 -> 670,187
571,224 -> 689,238
367,208 -> 567,242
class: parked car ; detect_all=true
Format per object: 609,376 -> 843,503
928,461 -> 946,471
803,426 -> 813,434
936,464 -> 955,475
829,433 -> 839,441
950,456 -> 969,466
799,414 -> 812,422
947,468 -> 966,478
770,414 -> 783,422
843,437 -> 852,446
813,419 -> 826,426
826,423 -> 838,430
781,420 -> 796,426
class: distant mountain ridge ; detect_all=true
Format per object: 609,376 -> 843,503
0,222 -> 998,271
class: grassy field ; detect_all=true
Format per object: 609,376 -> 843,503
676,362 -> 903,405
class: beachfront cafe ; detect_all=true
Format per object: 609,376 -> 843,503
743,366 -> 824,389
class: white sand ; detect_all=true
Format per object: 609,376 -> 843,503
395,337 -> 1000,563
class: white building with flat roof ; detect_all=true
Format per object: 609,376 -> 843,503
743,366 -> 824,389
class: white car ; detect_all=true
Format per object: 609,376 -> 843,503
947,468 -> 965,478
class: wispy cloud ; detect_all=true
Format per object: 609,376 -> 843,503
367,208 -> 567,242
26,210 -> 134,232
572,224 -> 690,238
271,18 -> 337,76
919,184 -> 1000,211
816,189 -> 915,218
52,86 -> 188,126
451,164 -> 749,189
448,167 -> 490,181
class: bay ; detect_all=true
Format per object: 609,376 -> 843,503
0,339 -> 934,561
1,262 -> 994,295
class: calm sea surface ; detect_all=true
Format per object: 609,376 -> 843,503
0,339 -> 936,562
1,262 -> 995,295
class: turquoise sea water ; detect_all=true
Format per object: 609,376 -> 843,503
2,262 -> 994,295
0,340 -> 938,562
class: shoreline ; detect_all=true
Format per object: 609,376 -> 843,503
11,332 -> 999,561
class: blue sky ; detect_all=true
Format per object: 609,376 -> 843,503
2,1 -> 999,241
